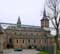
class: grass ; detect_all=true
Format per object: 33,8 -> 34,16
37,50 -> 60,54
56,49 -> 60,54
37,51 -> 48,54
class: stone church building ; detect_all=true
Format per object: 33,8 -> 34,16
0,9 -> 56,49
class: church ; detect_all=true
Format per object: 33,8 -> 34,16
0,9 -> 55,49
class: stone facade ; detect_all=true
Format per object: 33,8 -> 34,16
3,9 -> 52,49
4,27 -> 50,48
0,9 -> 56,49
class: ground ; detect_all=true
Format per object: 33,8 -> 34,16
3,49 -> 39,54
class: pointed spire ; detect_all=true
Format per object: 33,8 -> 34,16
43,7 -> 46,18
41,7 -> 48,21
17,16 -> 21,24
17,16 -> 21,28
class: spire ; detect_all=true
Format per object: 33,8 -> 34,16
43,7 -> 46,18
17,16 -> 21,28
17,16 -> 21,24
41,7 -> 48,21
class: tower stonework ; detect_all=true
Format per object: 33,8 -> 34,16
41,8 -> 49,28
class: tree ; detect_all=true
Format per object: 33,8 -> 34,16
46,0 -> 60,54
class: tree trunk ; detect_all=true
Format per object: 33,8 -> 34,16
55,29 -> 59,54
56,29 -> 59,47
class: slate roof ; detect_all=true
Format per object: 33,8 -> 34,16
6,24 -> 49,32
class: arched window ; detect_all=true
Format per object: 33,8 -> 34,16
14,32 -> 16,35
23,40 -> 24,43
34,39 -> 36,43
31,33 -> 33,36
45,39 -> 46,43
36,33 -> 38,36
9,38 -> 12,43
28,40 -> 30,43
17,40 -> 18,43
20,33 -> 22,35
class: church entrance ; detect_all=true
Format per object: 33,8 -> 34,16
7,38 -> 13,48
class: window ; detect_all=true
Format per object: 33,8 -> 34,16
39,40 -> 41,43
14,32 -> 16,35
34,39 -> 36,43
20,33 -> 22,35
17,40 -> 18,43
23,40 -> 24,43
28,40 -> 30,43
41,40 -> 42,44
45,39 -> 46,43
26,33 -> 27,35
31,33 -> 33,36
36,33 -> 38,36
9,38 -> 12,43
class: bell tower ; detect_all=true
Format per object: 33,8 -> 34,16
41,8 -> 49,28
17,16 -> 21,27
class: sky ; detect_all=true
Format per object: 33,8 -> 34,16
0,0 -> 45,26
0,0 -> 56,35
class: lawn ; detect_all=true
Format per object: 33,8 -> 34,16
37,50 -> 60,54
37,51 -> 48,54
57,49 -> 60,54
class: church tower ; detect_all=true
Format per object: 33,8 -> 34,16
41,8 -> 49,28
17,16 -> 21,27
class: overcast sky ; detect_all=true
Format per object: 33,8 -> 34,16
0,0 -> 45,26
0,0 -> 57,35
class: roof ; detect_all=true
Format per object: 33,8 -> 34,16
5,24 -> 49,32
